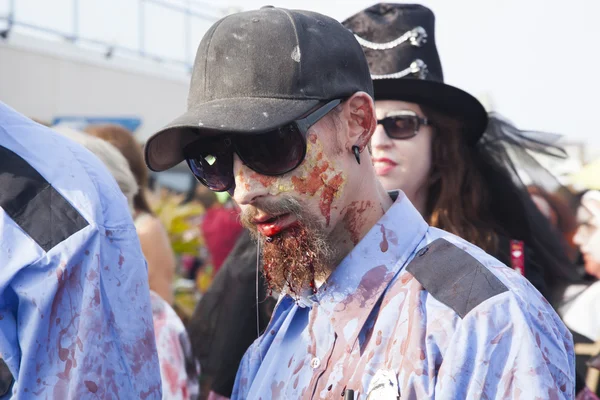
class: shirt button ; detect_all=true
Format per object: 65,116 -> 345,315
310,357 -> 321,369
417,247 -> 429,257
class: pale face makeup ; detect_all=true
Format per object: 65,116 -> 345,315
371,100 -> 434,213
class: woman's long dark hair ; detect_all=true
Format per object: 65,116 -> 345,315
423,106 -> 579,295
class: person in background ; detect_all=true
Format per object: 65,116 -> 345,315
343,3 -> 578,304
561,190 -> 600,341
525,183 -> 600,397
195,185 -> 244,273
188,184 -> 267,400
561,190 -> 600,398
0,102 -> 162,398
574,191 -> 600,281
52,127 -> 139,211
528,185 -> 580,262
54,126 -> 200,400
524,185 -> 592,310
85,124 -> 176,304
187,231 -> 276,400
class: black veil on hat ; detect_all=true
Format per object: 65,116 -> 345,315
479,113 -> 584,297
343,3 -> 488,144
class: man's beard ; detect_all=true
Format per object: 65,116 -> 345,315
240,196 -> 335,296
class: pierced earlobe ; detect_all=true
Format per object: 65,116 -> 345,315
352,145 -> 361,165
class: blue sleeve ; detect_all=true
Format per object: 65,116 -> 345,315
435,292 -> 575,399
230,295 -> 295,400
0,222 -> 162,399
230,340 -> 258,400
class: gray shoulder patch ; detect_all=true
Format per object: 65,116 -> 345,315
406,238 -> 508,318
0,145 -> 89,252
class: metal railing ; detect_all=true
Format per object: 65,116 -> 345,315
0,0 -> 237,72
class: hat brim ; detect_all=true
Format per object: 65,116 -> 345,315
372,79 -> 488,144
145,97 -> 321,172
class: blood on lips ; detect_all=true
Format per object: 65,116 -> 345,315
257,215 -> 299,237
259,221 -> 286,237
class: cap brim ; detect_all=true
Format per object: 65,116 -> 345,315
145,97 -> 321,171
372,79 -> 488,144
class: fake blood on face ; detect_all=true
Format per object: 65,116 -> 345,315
237,172 -> 251,192
291,161 -> 329,196
250,172 -> 278,188
319,173 -> 344,226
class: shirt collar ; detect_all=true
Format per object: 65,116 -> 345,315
308,191 -> 428,345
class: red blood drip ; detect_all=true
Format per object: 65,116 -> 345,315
380,225 -> 389,252
319,173 -> 344,226
342,201 -> 372,245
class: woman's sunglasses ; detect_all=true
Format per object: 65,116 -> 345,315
183,99 -> 342,192
377,110 -> 430,140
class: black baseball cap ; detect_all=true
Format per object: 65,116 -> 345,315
145,6 -> 374,172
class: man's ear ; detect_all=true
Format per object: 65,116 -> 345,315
342,92 -> 376,151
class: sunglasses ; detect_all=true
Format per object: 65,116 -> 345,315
377,110 -> 430,140
183,99 -> 343,192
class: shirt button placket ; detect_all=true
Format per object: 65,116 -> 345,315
310,357 -> 321,369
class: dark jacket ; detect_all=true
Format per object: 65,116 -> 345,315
187,231 -> 276,397
496,236 -> 548,300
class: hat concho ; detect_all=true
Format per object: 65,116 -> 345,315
353,26 -> 428,50
371,59 -> 428,80
341,3 -> 489,143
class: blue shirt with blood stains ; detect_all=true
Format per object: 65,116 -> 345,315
0,103 -> 162,399
232,192 -> 576,399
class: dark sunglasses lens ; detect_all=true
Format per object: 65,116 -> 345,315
383,116 -> 418,139
236,124 -> 305,176
185,139 -> 234,192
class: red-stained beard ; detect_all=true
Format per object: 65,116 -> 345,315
240,196 -> 335,296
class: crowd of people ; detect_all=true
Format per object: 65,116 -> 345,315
1,2 -> 600,399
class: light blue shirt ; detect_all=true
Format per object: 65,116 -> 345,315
0,103 -> 162,398
232,191 -> 575,399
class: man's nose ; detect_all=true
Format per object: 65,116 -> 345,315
232,154 -> 269,205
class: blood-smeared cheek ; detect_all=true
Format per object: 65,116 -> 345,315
236,169 -> 291,196
291,161 -> 329,196
236,170 -> 251,192
319,174 -> 344,226
291,151 -> 346,226
250,172 -> 278,188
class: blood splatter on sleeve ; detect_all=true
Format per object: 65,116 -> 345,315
2,224 -> 163,399
436,291 -> 575,399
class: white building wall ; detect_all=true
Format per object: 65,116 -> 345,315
0,33 -> 190,142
